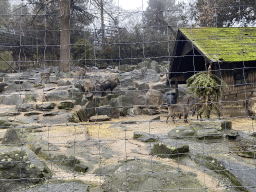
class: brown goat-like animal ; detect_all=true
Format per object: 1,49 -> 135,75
100,77 -> 119,96
40,69 -> 52,84
76,67 -> 87,79
245,97 -> 256,119
167,95 -> 197,123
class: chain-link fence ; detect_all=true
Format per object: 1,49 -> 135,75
0,0 -> 256,191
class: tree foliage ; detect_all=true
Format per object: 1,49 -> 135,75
186,69 -> 227,118
0,0 -> 11,28
72,38 -> 93,66
194,0 -> 256,27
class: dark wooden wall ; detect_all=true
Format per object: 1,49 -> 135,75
212,61 -> 256,117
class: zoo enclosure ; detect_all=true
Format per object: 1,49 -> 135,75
0,0 -> 256,191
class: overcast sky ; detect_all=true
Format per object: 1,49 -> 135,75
114,0 -> 147,10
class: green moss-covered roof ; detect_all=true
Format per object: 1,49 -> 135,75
180,27 -> 256,62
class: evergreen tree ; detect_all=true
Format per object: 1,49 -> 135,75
194,0 -> 256,27
186,65 -> 227,118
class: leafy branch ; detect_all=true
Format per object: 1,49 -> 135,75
186,66 -> 227,118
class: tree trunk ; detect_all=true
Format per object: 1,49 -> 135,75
59,0 -> 70,72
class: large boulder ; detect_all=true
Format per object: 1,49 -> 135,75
1,128 -> 21,145
76,101 -> 96,122
134,81 -> 149,91
33,73 -> 41,84
190,120 -> 232,131
58,100 -> 75,110
68,88 -> 83,104
94,96 -> 109,107
109,97 -> 122,118
133,131 -> 158,142
152,142 -> 189,158
137,59 -> 151,69
143,69 -> 160,82
0,105 -> 20,117
196,128 -> 223,140
109,95 -> 133,117
24,93 -> 37,103
36,102 -> 56,111
57,79 -> 72,86
89,115 -> 111,122
125,88 -> 148,105
68,106 -> 82,123
21,81 -> 34,91
149,60 -> 160,73
2,94 -> 23,105
146,89 -> 163,106
3,73 -> 19,82
168,126 -> 195,139
95,159 -> 203,191
127,107 -> 142,116
20,181 -> 89,191
4,83 -> 22,92
149,81 -> 168,93
0,120 -> 13,128
48,74 -> 57,84
96,106 -> 111,116
141,108 -> 160,115
0,147 -> 51,192
120,76 -> 133,87
130,70 -> 145,80
38,111 -> 70,124
16,103 -> 35,112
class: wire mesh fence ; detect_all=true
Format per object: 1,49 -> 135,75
0,0 -> 256,191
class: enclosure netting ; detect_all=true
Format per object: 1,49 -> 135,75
0,0 -> 256,191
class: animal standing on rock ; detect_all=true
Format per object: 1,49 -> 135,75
0,83 -> 8,93
100,77 -> 120,96
40,69 -> 52,84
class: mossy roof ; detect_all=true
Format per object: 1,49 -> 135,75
179,27 -> 256,63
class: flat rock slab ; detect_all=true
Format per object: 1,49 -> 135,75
225,130 -> 239,140
38,112 -> 70,124
190,120 -> 232,131
19,182 -> 89,192
168,126 -> 196,139
152,142 -> 189,158
95,159 -> 203,191
89,115 -> 111,122
196,128 -> 223,139
17,103 -> 35,112
42,111 -> 59,116
133,131 -> 158,142
0,105 -> 20,117
141,108 -> 160,115
58,100 -> 75,110
36,102 -> 56,111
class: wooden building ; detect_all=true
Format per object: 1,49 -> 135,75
169,27 -> 256,117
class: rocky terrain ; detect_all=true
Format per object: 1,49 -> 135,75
0,59 -> 256,192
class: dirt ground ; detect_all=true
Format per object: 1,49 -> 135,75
34,115 -> 256,192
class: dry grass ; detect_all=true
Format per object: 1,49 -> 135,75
231,117 -> 255,131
